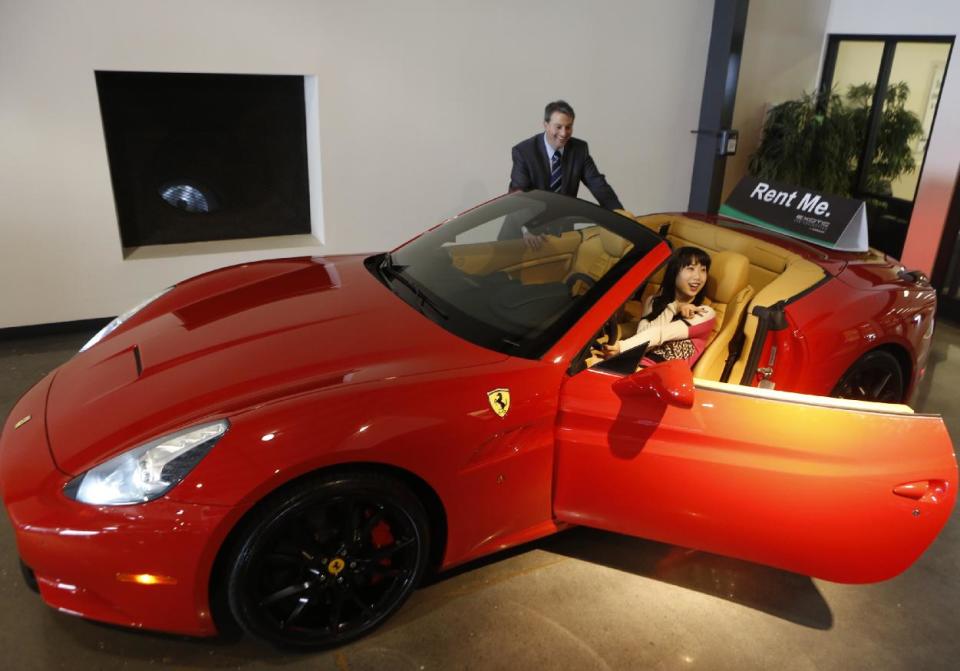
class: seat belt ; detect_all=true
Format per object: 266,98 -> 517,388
720,303 -> 752,383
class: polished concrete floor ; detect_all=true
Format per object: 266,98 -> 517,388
1,324 -> 959,671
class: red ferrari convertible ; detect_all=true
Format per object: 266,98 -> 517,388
1,190 -> 955,649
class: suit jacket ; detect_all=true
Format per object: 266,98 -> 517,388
509,134 -> 623,210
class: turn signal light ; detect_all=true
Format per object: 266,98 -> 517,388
116,573 -> 178,586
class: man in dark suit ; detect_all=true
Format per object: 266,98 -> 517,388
509,100 -> 622,207
501,100 -> 623,240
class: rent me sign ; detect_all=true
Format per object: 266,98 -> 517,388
719,176 -> 868,252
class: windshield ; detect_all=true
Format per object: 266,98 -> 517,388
370,191 -> 663,359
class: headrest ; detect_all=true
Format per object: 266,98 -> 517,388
596,228 -> 632,257
706,251 -> 750,303
633,213 -> 674,235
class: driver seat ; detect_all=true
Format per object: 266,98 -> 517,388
564,228 -> 633,296
692,251 -> 754,380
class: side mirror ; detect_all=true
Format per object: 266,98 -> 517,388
612,359 -> 695,408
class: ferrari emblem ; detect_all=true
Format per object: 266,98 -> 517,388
14,415 -> 32,430
327,558 -> 345,575
487,388 -> 511,418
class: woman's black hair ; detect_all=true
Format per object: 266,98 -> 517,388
647,246 -> 712,321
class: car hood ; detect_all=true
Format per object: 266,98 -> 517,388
46,254 -> 506,474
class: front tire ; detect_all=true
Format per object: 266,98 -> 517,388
831,350 -> 905,403
226,472 -> 429,649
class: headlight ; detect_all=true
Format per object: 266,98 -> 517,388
80,286 -> 174,352
63,420 -> 229,505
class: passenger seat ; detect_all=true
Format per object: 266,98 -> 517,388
564,228 -> 633,295
693,251 -> 755,381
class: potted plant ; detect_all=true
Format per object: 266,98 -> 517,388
748,82 -> 923,199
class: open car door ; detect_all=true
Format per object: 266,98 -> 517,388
554,360 -> 957,583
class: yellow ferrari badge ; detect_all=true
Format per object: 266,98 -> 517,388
328,558 -> 345,575
13,415 -> 32,430
487,388 -> 511,418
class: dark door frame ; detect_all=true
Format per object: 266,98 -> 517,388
820,34 -> 954,205
819,34 -> 954,259
688,0 -> 750,214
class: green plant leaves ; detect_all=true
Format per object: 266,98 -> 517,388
748,82 -> 924,198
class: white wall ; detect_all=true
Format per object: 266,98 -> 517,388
0,0 -> 713,328
825,0 -> 960,274
723,0 -> 833,202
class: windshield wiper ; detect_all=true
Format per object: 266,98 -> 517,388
379,253 -> 449,320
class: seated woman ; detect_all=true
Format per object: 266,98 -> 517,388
603,246 -> 716,367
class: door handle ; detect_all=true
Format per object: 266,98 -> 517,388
893,480 -> 947,503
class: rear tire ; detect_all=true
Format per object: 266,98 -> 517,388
831,350 -> 905,403
225,472 -> 429,650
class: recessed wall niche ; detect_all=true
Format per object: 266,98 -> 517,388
95,71 -> 311,248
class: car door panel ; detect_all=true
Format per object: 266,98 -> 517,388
554,365 -> 957,583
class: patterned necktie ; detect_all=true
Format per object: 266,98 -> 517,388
549,150 -> 562,192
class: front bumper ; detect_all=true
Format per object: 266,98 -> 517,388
0,374 -> 234,637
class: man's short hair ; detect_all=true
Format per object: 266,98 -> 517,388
544,100 -> 575,122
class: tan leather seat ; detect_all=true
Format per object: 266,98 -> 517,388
564,228 -> 633,295
625,212 -> 828,382
619,250 -> 753,379
693,251 -> 755,381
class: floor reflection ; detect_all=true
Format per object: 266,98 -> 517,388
535,527 -> 832,629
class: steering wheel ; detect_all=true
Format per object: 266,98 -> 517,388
565,272 -> 596,296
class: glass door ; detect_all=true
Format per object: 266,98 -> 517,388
821,36 -> 953,258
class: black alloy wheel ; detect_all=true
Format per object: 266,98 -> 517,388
831,350 -> 905,403
226,472 -> 430,649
